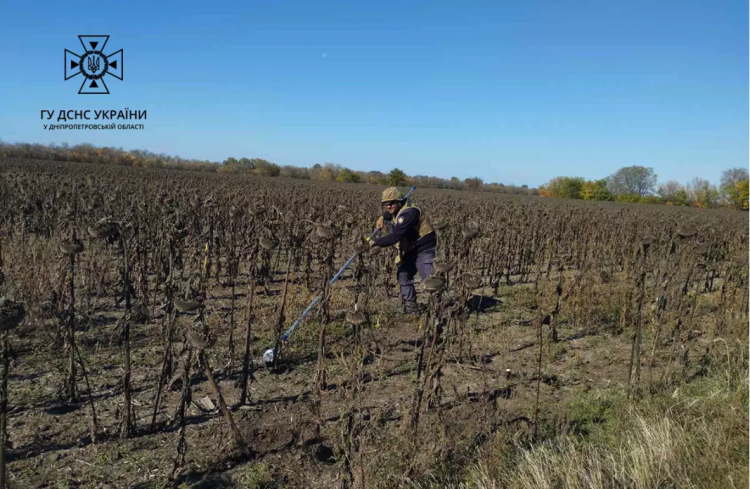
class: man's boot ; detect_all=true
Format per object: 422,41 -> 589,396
404,301 -> 419,314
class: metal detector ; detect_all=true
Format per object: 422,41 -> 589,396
263,185 -> 417,367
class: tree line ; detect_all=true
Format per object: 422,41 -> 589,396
539,165 -> 748,210
219,158 -> 533,194
1,141 -> 745,209
0,141 -> 535,195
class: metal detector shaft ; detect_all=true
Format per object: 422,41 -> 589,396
279,226 -> 379,342
280,185 -> 416,342
265,186 -> 417,362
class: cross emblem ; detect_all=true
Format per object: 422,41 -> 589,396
64,35 -> 123,94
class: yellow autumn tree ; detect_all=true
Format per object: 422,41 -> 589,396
736,179 -> 749,210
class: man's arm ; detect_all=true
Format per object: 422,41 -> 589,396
374,208 -> 419,247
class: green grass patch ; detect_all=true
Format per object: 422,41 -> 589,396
405,341 -> 748,489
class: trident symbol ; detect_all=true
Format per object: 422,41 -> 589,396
87,55 -> 100,73
65,35 -> 124,94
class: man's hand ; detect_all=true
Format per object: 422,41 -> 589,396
376,216 -> 385,229
369,238 -> 377,248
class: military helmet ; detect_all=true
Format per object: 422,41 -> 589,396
381,187 -> 403,203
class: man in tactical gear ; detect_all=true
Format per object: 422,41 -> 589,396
370,187 -> 437,314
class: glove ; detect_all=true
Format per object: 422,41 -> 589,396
376,216 -> 384,229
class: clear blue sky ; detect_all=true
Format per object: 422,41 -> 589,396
1,0 -> 746,187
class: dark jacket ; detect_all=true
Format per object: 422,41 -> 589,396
375,207 -> 436,256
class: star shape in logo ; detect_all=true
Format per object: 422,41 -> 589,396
64,35 -> 123,94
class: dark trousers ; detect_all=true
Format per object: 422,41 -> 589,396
397,246 -> 435,303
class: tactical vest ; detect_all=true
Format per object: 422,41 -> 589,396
393,203 -> 435,262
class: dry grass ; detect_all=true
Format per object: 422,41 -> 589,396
406,340 -> 748,489
474,416 -> 700,489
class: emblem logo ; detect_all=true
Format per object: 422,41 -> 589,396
397,217 -> 404,224
65,36 -> 123,94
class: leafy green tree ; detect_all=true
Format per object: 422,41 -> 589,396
389,168 -> 407,187
720,167 -> 749,210
336,168 -> 361,183
560,177 -> 585,199
657,180 -> 682,203
688,177 -> 720,209
280,165 -> 310,179
541,177 -> 585,199
672,188 -> 689,206
581,179 -> 613,201
606,166 -> 658,197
